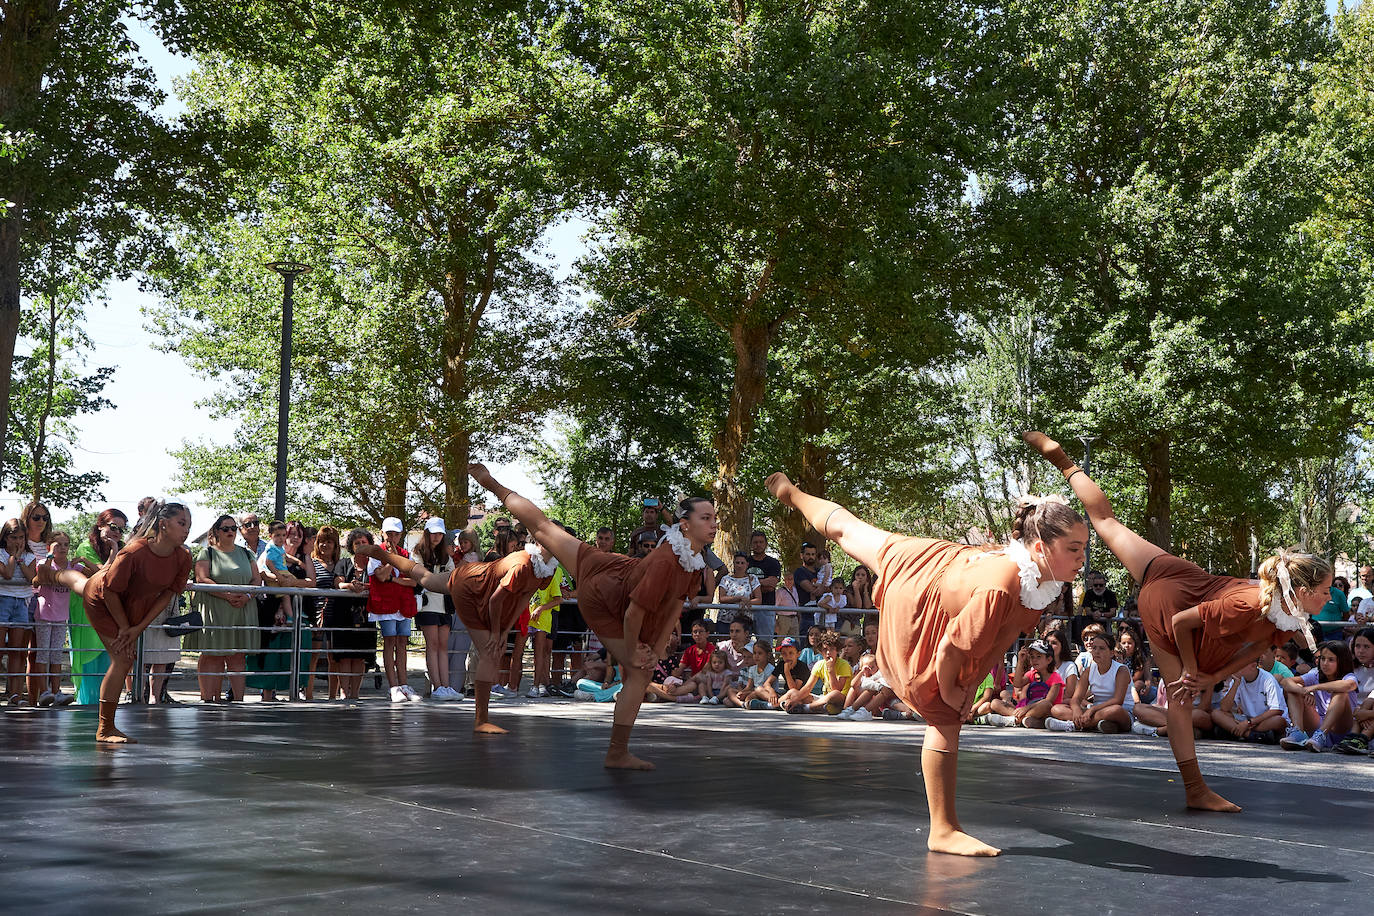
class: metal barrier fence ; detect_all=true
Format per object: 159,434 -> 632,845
0,581 -> 1368,704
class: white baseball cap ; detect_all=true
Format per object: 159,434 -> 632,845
381,516 -> 403,533
424,517 -> 446,535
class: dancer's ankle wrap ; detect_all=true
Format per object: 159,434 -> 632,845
1177,757 -> 1206,793
474,681 -> 492,724
98,699 -> 119,730
1063,464 -> 1084,482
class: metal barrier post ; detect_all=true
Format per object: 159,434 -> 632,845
289,595 -> 303,702
134,629 -> 148,704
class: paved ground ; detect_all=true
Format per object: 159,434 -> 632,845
3,691 -> 1372,914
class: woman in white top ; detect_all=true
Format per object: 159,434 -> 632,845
413,517 -> 459,700
714,551 -> 761,631
1056,632 -> 1132,733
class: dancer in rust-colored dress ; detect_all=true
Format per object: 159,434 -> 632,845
40,500 -> 194,745
1023,431 -> 1331,813
356,540 -> 557,734
468,464 -> 711,770
765,472 -> 1087,857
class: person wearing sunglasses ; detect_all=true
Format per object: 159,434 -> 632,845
10,503 -> 54,704
185,515 -> 261,703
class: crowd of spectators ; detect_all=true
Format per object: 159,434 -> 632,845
5,494 -> 1374,763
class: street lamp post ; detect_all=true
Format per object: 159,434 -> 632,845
1078,434 -> 1098,575
265,261 -> 311,524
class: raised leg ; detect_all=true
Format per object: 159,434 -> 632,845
922,722 -> 1000,856
1022,431 -> 1166,583
766,473 -> 889,572
469,464 -> 587,578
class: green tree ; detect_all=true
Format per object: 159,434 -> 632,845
154,1 -> 590,526
577,0 -> 995,555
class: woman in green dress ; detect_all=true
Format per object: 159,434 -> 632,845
185,514 -> 260,702
68,509 -> 127,705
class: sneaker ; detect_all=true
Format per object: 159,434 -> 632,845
1305,730 -> 1333,752
698,696 -> 711,704
53,693 -> 75,707
1097,720 -> 1122,734
537,685 -> 548,697
850,707 -> 874,722
986,713 -> 1016,727
390,686 -> 408,703
1255,729 -> 1279,745
837,707 -> 855,720
1279,727 -> 1309,750
708,695 -> 720,705
1335,734 -> 1369,755
882,708 -> 906,721
572,690 -> 593,701
970,714 -> 988,725
1045,717 -> 1075,732
403,685 -> 422,703
1131,721 -> 1158,737
747,699 -> 771,710
37,691 -> 55,708
526,685 -> 542,698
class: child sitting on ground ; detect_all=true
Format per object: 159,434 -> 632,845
1280,639 -> 1358,752
782,630 -> 851,715
988,639 -> 1064,728
1336,627 -> 1374,754
574,652 -> 623,702
838,652 -> 898,722
757,637 -> 809,709
1212,659 -> 1287,743
1048,632 -> 1132,734
726,641 -> 775,709
968,660 -> 1009,724
695,650 -> 733,706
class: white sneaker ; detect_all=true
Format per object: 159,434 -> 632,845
986,713 -> 1016,727
1131,721 -> 1158,737
37,691 -> 55,708
708,695 -> 721,705
390,686 -> 407,703
850,707 -> 874,722
573,690 -> 593,701
536,685 -> 548,697
838,707 -> 854,720
698,696 -> 711,704
1045,717 -> 1075,732
402,685 -> 422,702
526,685 -> 542,698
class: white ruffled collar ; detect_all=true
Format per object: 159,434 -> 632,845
1001,539 -> 1063,610
1266,596 -> 1316,650
662,524 -> 706,573
525,542 -> 559,579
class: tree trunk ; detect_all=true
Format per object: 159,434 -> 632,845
711,320 -> 772,559
29,290 -> 57,503
797,392 -> 828,547
0,214 -> 21,486
439,274 -> 473,532
383,463 -> 407,522
1143,431 -> 1172,552
1227,518 -> 1251,578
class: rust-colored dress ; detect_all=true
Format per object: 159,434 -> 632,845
1136,554 -> 1275,674
873,536 -> 1040,726
446,551 -> 553,633
574,540 -> 702,643
83,540 -> 194,640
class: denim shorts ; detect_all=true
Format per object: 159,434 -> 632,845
377,618 -> 412,638
0,595 -> 31,626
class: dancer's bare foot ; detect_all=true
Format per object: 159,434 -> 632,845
927,828 -> 1001,857
604,750 -> 655,770
1186,788 -> 1241,813
765,472 -> 796,504
96,726 -> 137,745
473,721 -> 508,735
1020,430 -> 1075,473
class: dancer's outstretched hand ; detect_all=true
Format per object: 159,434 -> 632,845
765,472 -> 793,500
467,463 -> 496,490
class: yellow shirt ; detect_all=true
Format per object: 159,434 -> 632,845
811,657 -> 853,693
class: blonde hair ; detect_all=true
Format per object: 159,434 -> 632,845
1257,548 -> 1331,614
1011,494 -> 1083,545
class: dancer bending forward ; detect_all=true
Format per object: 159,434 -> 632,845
1024,431 -> 1330,812
469,463 -> 710,770
767,472 -> 1086,856
38,500 -> 193,744
355,536 -> 558,735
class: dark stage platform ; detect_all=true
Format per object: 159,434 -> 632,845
3,701 -> 1371,914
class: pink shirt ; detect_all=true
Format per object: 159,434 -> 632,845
35,560 -> 71,622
